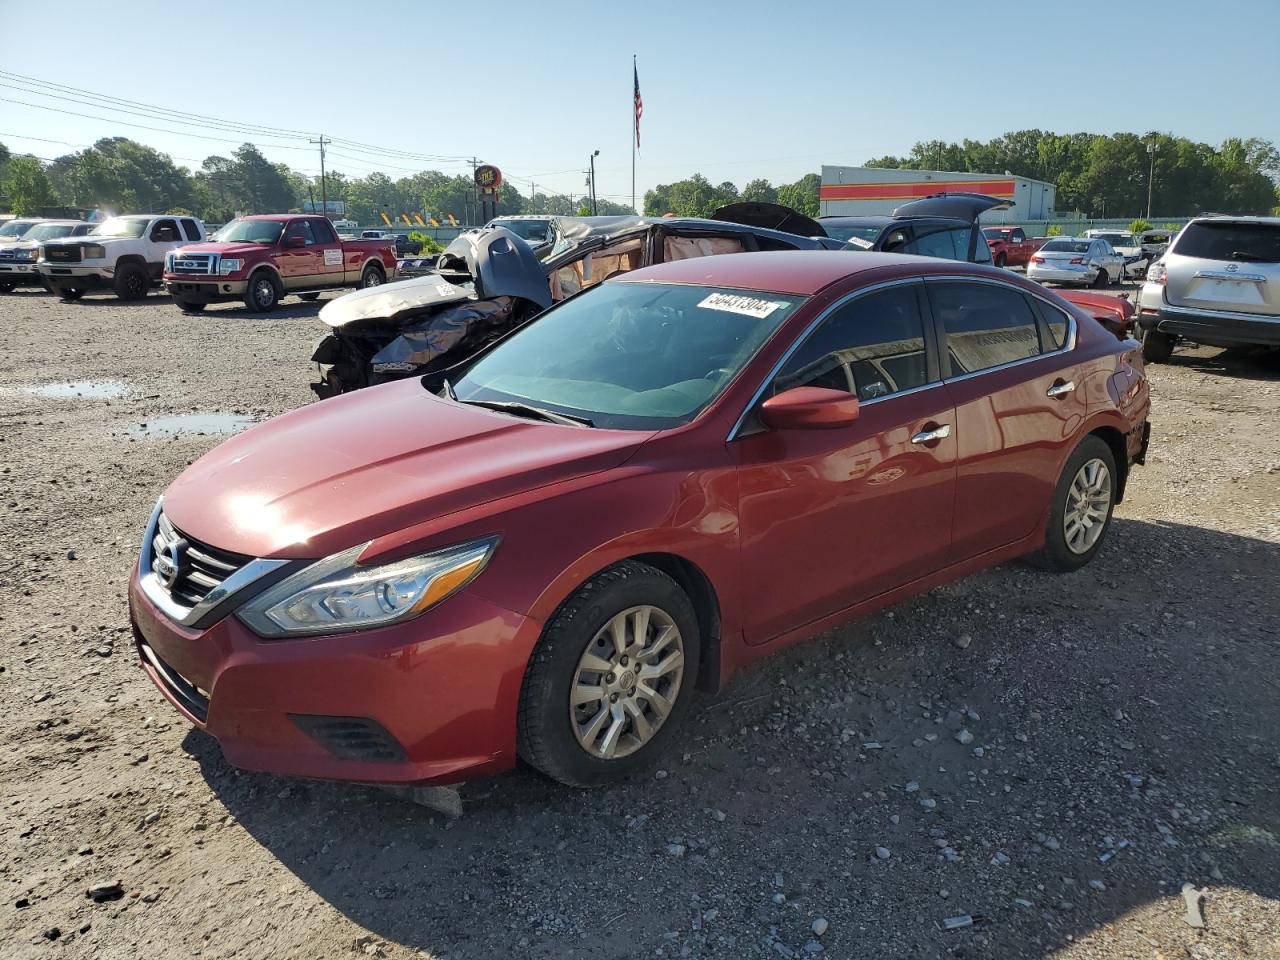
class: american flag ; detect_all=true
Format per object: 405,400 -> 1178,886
633,59 -> 643,150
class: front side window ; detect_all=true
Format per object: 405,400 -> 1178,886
285,220 -> 318,244
150,219 -> 180,242
774,284 -> 930,401
929,281 -> 1042,375
1010,229 -> 1026,242
454,282 -> 804,429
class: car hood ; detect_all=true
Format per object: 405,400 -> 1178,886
709,201 -> 827,239
161,378 -> 650,559
171,241 -> 266,257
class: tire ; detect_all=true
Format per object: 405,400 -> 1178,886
1141,329 -> 1175,363
359,263 -> 385,289
113,262 -> 149,300
299,292 -> 321,302
243,270 -> 281,312
1091,268 -> 1110,289
175,299 -> 206,313
1032,435 -> 1118,573
518,560 -> 700,787
59,287 -> 85,302
0,281 -> 15,293
994,253 -> 1007,269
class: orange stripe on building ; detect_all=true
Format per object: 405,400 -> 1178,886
820,179 -> 1016,201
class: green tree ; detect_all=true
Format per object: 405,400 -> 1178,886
776,173 -> 821,217
740,178 -> 777,203
3,156 -> 54,214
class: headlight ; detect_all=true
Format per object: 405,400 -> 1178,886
236,536 -> 499,638
82,243 -> 106,260
219,258 -> 243,275
17,248 -> 38,261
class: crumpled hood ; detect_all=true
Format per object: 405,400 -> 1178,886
319,274 -> 475,328
162,378 -> 650,559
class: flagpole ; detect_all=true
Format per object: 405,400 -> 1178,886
631,54 -> 637,214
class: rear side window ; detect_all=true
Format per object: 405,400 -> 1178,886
774,284 -> 930,401
1173,221 -> 1280,263
1038,302 -> 1070,350
311,218 -> 337,243
905,226 -> 970,262
180,218 -> 201,241
929,281 -> 1042,375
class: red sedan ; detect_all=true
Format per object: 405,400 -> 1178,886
129,252 -> 1150,787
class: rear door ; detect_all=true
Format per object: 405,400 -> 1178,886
733,281 -> 956,643
1164,220 -> 1280,315
926,278 -> 1086,562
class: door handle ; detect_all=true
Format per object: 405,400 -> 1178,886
910,423 -> 951,445
1046,380 -> 1076,398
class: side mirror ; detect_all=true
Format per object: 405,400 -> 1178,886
760,386 -> 860,430
285,235 -> 307,248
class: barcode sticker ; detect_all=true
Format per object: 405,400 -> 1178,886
697,292 -> 783,319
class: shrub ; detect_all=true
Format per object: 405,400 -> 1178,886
1128,218 -> 1154,235
1046,224 -> 1063,237
408,231 -> 445,255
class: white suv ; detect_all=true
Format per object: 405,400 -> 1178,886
38,214 -> 206,301
1137,216 -> 1280,362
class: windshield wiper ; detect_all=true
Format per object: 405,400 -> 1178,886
440,378 -> 457,400
1227,250 -> 1267,262
456,397 -> 593,428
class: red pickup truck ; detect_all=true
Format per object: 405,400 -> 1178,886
982,226 -> 1046,268
164,214 -> 397,313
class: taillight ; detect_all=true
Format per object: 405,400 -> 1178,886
1031,256 -> 1045,264
1070,258 -> 1084,265
1147,260 -> 1167,284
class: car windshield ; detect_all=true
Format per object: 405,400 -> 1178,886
821,223 -> 882,245
1041,240 -> 1091,253
0,220 -> 39,238
453,282 -> 804,430
22,223 -> 78,241
91,217 -> 149,238
494,220 -> 551,242
213,219 -> 285,243
1173,221 -> 1280,263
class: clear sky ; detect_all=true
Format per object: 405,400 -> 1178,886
1,0 -> 1277,210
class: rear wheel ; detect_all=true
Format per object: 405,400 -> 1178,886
114,262 -> 149,300
243,270 -> 280,312
1032,436 -> 1118,572
994,253 -> 1007,269
359,263 -> 384,289
1092,268 -> 1110,289
518,561 -> 699,787
1141,329 -> 1176,363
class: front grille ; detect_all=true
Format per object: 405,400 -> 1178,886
44,245 -> 82,263
171,253 -> 216,275
138,642 -> 210,722
151,511 -> 252,608
290,715 -> 407,763
0,249 -> 16,262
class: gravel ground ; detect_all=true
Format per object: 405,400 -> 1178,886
1,287 -> 1278,960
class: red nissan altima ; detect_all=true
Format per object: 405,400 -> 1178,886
130,252 -> 1150,787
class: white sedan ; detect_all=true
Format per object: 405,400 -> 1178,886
1027,237 -> 1126,288
1084,230 -> 1149,278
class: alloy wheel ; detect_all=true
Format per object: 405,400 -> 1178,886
569,604 -> 684,760
253,278 -> 274,308
363,269 -> 382,288
1063,457 -> 1112,554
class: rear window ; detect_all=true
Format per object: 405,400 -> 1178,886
1041,240 -> 1090,254
1173,221 -> 1280,263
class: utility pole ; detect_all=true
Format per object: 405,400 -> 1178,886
469,157 -> 479,225
310,135 -> 331,217
1146,140 -> 1157,220
589,149 -> 600,215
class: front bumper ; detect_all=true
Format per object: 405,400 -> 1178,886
1136,300 -> 1280,348
38,263 -> 112,291
1027,265 -> 1097,285
0,261 -> 43,284
129,570 -> 542,785
164,278 -> 249,303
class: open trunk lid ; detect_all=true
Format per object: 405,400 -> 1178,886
709,202 -> 827,239
1164,219 -> 1280,316
892,192 -> 1012,222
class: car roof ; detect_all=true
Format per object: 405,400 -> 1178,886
614,250 -> 1011,296
241,214 -> 302,222
1188,215 -> 1280,225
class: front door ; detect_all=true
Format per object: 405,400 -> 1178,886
733,282 -> 957,644
279,219 -> 323,288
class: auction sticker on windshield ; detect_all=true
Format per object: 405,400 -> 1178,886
697,292 -> 784,319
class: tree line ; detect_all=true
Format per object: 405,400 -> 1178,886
643,130 -> 1279,220
0,138 -> 634,223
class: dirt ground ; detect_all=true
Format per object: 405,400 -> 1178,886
1,285 -> 1278,960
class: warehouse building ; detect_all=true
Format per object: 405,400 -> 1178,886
820,165 -> 1056,221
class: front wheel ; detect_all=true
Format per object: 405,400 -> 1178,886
175,299 -> 206,313
1033,436 -> 1118,572
994,253 -> 1007,269
299,292 -> 321,302
59,287 -> 85,302
0,281 -> 15,294
114,262 -> 149,300
518,561 -> 700,787
243,271 -> 280,312
1142,329 -> 1175,363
